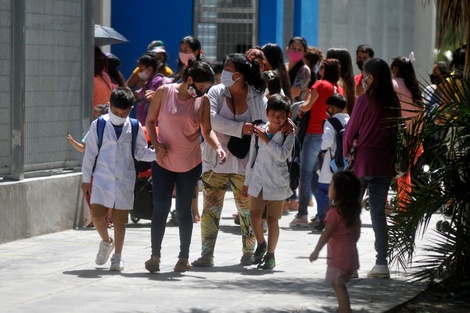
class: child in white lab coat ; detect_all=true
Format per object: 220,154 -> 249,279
81,87 -> 155,271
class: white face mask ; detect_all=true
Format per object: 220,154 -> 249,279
221,69 -> 239,88
138,69 -> 149,81
108,108 -> 127,126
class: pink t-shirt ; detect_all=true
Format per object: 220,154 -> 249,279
157,84 -> 204,172
325,206 -> 360,271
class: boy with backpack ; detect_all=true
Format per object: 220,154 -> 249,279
312,93 -> 349,232
242,94 -> 295,270
81,87 -> 156,271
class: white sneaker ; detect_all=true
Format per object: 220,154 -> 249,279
289,215 -> 309,227
367,264 -> 390,278
110,253 -> 124,271
95,238 -> 115,265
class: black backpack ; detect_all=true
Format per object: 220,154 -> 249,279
252,133 -> 300,192
327,117 -> 348,173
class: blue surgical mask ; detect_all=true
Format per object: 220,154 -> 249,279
221,70 -> 239,88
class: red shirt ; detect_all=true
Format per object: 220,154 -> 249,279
306,80 -> 343,134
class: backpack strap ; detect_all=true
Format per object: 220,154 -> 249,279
327,117 -> 344,158
130,118 -> 139,159
251,136 -> 259,168
92,116 -> 106,174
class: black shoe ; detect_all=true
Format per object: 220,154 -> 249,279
250,242 -> 267,264
313,220 -> 325,232
257,254 -> 275,270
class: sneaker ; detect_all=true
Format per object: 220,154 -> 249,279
312,220 -> 325,232
174,258 -> 190,272
250,242 -> 267,264
289,215 -> 309,227
367,264 -> 390,278
240,254 -> 252,265
191,255 -> 214,267
109,253 -> 124,271
145,256 -> 160,273
258,254 -> 276,270
95,238 -> 115,265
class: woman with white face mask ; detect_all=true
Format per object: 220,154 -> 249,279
192,53 -> 268,268
135,53 -> 168,125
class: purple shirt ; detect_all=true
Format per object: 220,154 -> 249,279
343,94 -> 397,178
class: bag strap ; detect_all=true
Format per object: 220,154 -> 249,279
130,118 -> 139,159
251,135 -> 259,168
92,116 -> 106,173
326,117 -> 343,159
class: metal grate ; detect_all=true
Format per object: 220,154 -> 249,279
194,0 -> 258,65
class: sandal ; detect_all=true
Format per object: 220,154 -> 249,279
174,258 -> 190,272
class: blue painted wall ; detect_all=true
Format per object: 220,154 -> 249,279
294,0 -> 319,47
111,0 -> 194,79
258,0 -> 284,47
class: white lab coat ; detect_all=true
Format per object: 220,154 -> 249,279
244,123 -> 294,201
82,114 -> 156,210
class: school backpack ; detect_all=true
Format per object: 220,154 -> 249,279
327,117 -> 348,173
93,116 -> 143,175
252,133 -> 301,192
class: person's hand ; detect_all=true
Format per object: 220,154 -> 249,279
242,185 -> 249,197
66,133 -> 74,143
81,182 -> 91,197
309,251 -> 319,262
242,122 -> 255,136
155,142 -> 168,160
144,90 -> 155,102
281,118 -> 296,135
253,125 -> 268,140
216,145 -> 227,164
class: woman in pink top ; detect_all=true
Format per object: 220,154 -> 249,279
144,59 -> 227,273
310,171 -> 361,313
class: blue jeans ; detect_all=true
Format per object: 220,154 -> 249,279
316,183 -> 330,222
150,162 -> 202,258
360,176 -> 392,266
298,134 -> 323,216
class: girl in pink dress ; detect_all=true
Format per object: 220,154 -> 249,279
310,171 -> 361,313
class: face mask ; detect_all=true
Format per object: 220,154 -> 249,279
356,60 -> 364,71
287,51 -> 304,63
108,109 -> 127,126
361,77 -> 369,91
138,69 -> 149,81
179,52 -> 194,66
221,70 -> 239,88
187,83 -> 205,98
429,74 -> 441,85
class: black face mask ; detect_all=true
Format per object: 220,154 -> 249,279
356,60 -> 364,71
187,83 -> 205,98
429,74 -> 441,85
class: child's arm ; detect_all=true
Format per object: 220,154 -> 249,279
309,221 -> 334,262
67,134 -> 85,153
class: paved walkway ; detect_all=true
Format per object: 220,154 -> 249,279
0,191 -> 433,313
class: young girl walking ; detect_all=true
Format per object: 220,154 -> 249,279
309,171 -> 361,313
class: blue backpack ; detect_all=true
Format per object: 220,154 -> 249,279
92,117 -> 140,174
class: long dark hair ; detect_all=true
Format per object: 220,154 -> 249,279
330,171 -> 361,228
390,56 -> 421,104
261,43 -> 293,101
226,53 -> 265,94
363,58 -> 401,114
327,48 -> 356,113
321,58 -> 341,84
182,59 -> 214,83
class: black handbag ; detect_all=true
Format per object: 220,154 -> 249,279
227,135 -> 251,159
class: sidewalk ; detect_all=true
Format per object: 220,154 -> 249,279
0,191 -> 429,313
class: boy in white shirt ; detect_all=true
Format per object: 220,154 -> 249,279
313,93 -> 349,232
243,94 -> 295,270
81,87 -> 156,271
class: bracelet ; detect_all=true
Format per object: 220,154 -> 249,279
214,143 -> 222,150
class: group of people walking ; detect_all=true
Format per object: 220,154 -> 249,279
78,34 -> 465,313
